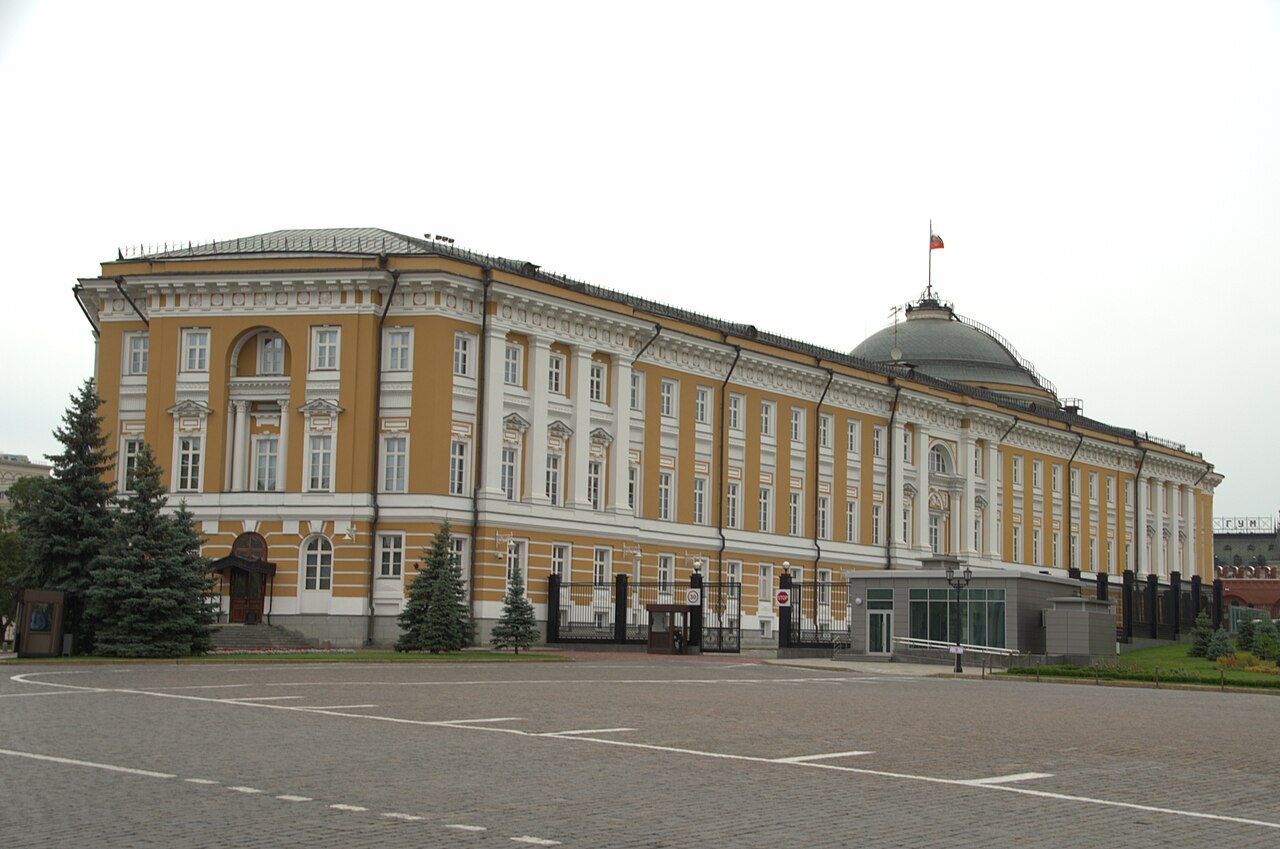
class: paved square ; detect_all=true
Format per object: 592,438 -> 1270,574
2,656 -> 1277,847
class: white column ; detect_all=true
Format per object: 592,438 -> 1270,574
1185,486 -> 1197,577
890,420 -> 907,545
277,397 -> 289,493
230,400 -> 249,491
571,345 -> 593,509
480,323 -> 508,498
526,336 -> 551,505
1154,478 -> 1166,576
914,424 -> 930,551
1136,474 -> 1150,575
609,356 -> 632,515
1170,481 -> 1182,574
984,442 -> 999,557
959,432 -> 975,556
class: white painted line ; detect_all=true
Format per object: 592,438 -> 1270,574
539,727 -> 636,737
0,690 -> 102,699
228,786 -> 263,794
293,704 -> 379,710
446,824 -> 487,832
330,803 -> 368,812
276,795 -> 313,802
225,696 -> 303,702
0,748 -> 174,779
511,837 -> 561,846
382,812 -> 426,821
962,772 -> 1054,785
772,750 -> 874,763
435,717 -> 524,725
184,778 -> 220,785
145,684 -> 253,691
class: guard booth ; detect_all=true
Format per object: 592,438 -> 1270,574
646,603 -> 695,654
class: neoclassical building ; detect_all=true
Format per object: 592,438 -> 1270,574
74,228 -> 1221,647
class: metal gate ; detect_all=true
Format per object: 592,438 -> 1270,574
787,581 -> 851,648
700,581 -> 741,652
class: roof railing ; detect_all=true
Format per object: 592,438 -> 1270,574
952,311 -> 1058,397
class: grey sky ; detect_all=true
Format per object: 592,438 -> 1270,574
1,0 -> 1275,517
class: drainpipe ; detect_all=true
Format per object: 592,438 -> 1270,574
884,381 -> 902,569
469,269 -> 494,609
1133,447 -> 1149,575
632,322 -> 662,364
73,285 -> 101,338
364,267 -> 401,646
812,364 -> 834,571
715,341 -> 743,582
114,277 -> 149,327
1064,427 -> 1084,573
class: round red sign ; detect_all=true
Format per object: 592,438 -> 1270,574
775,589 -> 790,606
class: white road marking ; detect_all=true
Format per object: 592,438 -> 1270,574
184,778 -> 219,785
446,824 -> 487,832
224,696 -> 303,702
228,786 -> 263,794
144,684 -> 253,691
772,749 -> 874,763
539,727 -> 635,736
434,717 -> 524,725
293,704 -> 379,710
0,748 -> 174,778
0,690 -> 102,699
511,837 -> 561,846
382,812 -> 426,821
276,795 -> 313,802
330,803 -> 368,812
962,772 -> 1055,785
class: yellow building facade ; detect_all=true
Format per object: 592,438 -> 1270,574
75,228 -> 1221,647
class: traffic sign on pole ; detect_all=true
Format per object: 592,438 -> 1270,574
775,589 -> 791,607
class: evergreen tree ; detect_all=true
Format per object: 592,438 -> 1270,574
1187,611 -> 1213,658
86,445 -> 215,657
1236,618 -> 1257,654
396,523 -> 471,653
15,380 -> 114,652
490,559 -> 539,654
1253,633 -> 1278,662
1205,627 -> 1233,661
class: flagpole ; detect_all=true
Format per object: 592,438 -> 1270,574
927,219 -> 932,299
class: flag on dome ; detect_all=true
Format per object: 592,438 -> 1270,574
930,231 -> 944,250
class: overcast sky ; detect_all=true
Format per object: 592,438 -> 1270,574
1,1 -> 1275,518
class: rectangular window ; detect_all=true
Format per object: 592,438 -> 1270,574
758,564 -> 773,607
974,445 -> 982,478
1071,468 -> 1081,498
182,329 -> 209,372
658,471 -> 673,520
551,543 -> 570,578
729,394 -> 743,431
308,435 -> 332,491
974,514 -> 983,553
628,466 -> 639,513
817,569 -> 832,604
1052,464 -> 1062,494
1032,460 -> 1042,490
1108,539 -> 1116,570
726,482 -> 740,529
903,430 -> 911,464
449,440 -> 468,496
590,362 -> 606,403
254,437 -> 279,492
500,447 -> 518,501
929,514 -> 941,554
379,534 -> 404,578
504,343 -> 522,386
259,334 -> 284,375
453,333 -> 472,377
1125,480 -> 1134,505
693,477 -> 707,525
903,506 -> 912,546
450,538 -> 469,594
873,426 -> 884,459
312,328 -> 339,371
1012,456 -> 1023,486
1090,536 -> 1099,569
630,372 -> 644,410
548,353 -> 565,394
872,504 -> 883,545
759,486 -> 773,533
546,455 -> 561,506
505,540 -> 526,595
588,461 -> 603,511
1053,531 -> 1061,567
819,414 -> 832,449
1107,476 -> 1116,504
846,500 -> 857,542
660,379 -> 677,417
1013,526 -> 1023,562
695,386 -> 710,424
176,436 -> 201,492
657,554 -> 673,589
847,420 -> 860,455
1033,528 -> 1042,565
127,334 -> 149,375
817,496 -> 829,540
593,546 -> 611,584
386,329 -> 411,371
1072,533 -> 1081,568
789,492 -> 801,536
382,436 -> 407,493
122,438 -> 144,492
760,401 -> 774,437
1089,472 -> 1098,500
790,408 -> 803,442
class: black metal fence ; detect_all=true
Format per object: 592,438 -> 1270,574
1118,570 -> 1218,642
783,578 -> 851,648
701,581 -> 742,652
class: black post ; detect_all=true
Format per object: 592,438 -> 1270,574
1068,567 -> 1082,581
1212,578 -> 1224,631
1146,574 -> 1159,640
1191,574 -> 1203,620
689,571 -> 704,649
1122,570 -> 1135,641
613,573 -> 628,644
1096,572 -> 1108,602
1170,571 -> 1182,638
547,573 -> 561,644
778,573 -> 793,650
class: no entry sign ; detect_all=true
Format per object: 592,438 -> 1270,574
775,589 -> 791,607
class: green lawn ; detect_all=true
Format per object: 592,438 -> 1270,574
1004,643 -> 1280,689
0,650 -> 572,665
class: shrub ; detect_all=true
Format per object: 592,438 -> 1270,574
1188,611 -> 1213,658
1253,633 -> 1278,662
1205,628 -> 1234,661
1237,619 -> 1257,654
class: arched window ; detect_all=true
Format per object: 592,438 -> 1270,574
928,444 -> 951,475
302,536 -> 332,591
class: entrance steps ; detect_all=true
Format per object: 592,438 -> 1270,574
832,649 -> 894,662
210,624 -> 318,651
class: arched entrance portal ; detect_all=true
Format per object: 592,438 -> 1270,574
211,532 -> 277,625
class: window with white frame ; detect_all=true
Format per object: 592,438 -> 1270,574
504,343 -> 522,386
1012,456 -> 1023,486
847,420 -> 859,455
974,445 -> 982,477
505,540 -> 527,595
545,455 -> 561,506
1107,538 -> 1115,570
1053,531 -> 1061,566
817,495 -> 830,540
378,533 -> 404,578
929,445 -> 949,475
588,460 -> 603,511
449,440 -> 468,496
760,401 -> 774,437
121,438 -> 144,492
929,514 -> 941,554
259,333 -> 284,376
817,568 -> 832,604
177,436 -> 202,491
453,333 -> 473,377
590,361 -> 606,403
1090,535 -> 1099,569
628,465 -> 639,513
1125,480 -> 1134,505
1071,468 -> 1080,498
385,329 -> 411,371
1106,476 -> 1116,504
1033,528 -> 1042,565
500,446 -> 518,501
902,505 -> 912,546
759,486 -> 772,533
1032,459 -> 1042,490
790,408 -> 804,442
819,414 -> 832,449
660,378 -> 677,418
789,492 -> 801,535
302,536 -> 332,591
657,554 -> 673,589
449,537 -> 469,592
630,371 -> 644,410
254,437 -> 278,492
693,477 -> 707,525
695,386 -> 710,424
1012,525 -> 1023,561
593,546 -> 611,584
126,333 -> 149,375
1089,471 -> 1098,501
382,436 -> 407,493
1071,533 -> 1081,568
1052,464 -> 1062,494
551,543 -> 570,578
846,500 -> 858,542
307,435 -> 332,491
311,327 -> 339,371
658,471 -> 672,520
974,513 -> 983,553
728,393 -> 743,431
758,564 -> 773,606
726,561 -> 741,588
726,482 -> 740,529
873,426 -> 884,459
872,504 -> 883,545
902,429 -> 911,464
548,353 -> 565,394
182,329 -> 209,373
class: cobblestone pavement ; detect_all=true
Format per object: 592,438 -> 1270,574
2,655 -> 1277,848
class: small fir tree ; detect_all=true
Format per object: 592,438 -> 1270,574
15,380 -> 114,651
395,523 -> 471,653
1205,627 -> 1234,662
1236,618 -> 1257,654
86,445 -> 215,657
1187,611 -> 1213,658
1253,633 -> 1278,662
490,559 -> 539,654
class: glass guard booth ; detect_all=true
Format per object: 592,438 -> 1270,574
646,603 -> 692,654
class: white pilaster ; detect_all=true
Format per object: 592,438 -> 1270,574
1185,486 -> 1197,577
984,442 -> 999,557
890,420 -> 906,546
571,345 -> 593,509
1171,481 -> 1182,574
276,397 -> 289,492
959,432 -> 975,556
526,336 -> 551,505
230,400 -> 249,491
1137,474 -> 1150,575
480,323 -> 508,497
609,356 -> 632,515
914,424 -> 930,551
1154,478 -> 1166,576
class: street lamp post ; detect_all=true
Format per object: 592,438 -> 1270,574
945,564 -> 973,673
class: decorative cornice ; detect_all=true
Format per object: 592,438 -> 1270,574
298,398 -> 344,416
167,399 -> 213,417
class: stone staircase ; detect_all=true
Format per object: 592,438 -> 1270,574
210,624 -> 319,651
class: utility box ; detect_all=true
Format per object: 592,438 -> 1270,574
1044,596 -> 1115,664
16,589 -> 67,658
